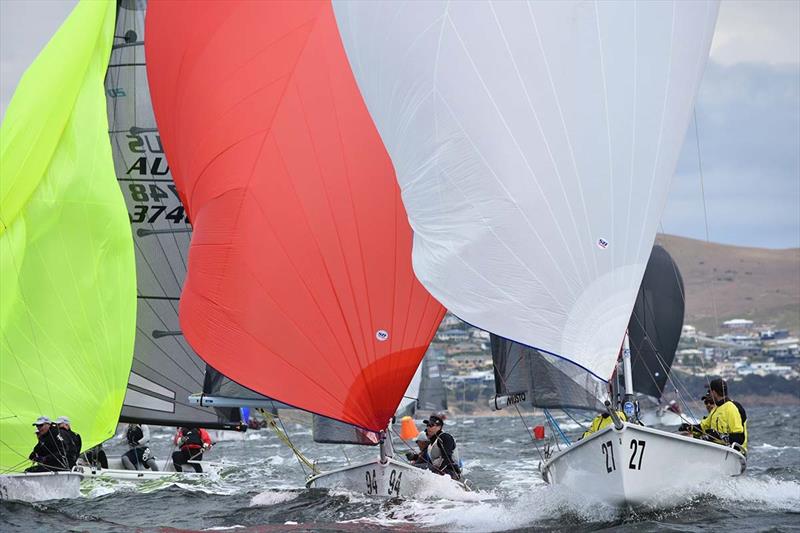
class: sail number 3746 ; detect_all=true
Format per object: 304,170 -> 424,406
601,439 -> 646,473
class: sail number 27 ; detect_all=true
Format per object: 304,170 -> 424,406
601,440 -> 616,473
601,439 -> 647,473
629,439 -> 646,470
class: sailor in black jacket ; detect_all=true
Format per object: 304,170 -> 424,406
56,416 -> 82,468
26,416 -> 68,472
424,414 -> 462,480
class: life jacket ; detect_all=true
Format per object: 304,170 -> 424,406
180,428 -> 205,450
708,399 -> 747,451
428,432 -> 460,472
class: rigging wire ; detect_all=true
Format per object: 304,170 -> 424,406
258,407 -> 319,477
544,409 -> 571,446
693,108 -> 719,393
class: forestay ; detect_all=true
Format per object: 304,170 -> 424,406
0,0 -> 135,471
628,244 -> 685,399
145,1 -> 445,432
106,0 -> 242,429
332,0 -> 718,381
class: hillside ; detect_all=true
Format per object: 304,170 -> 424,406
655,234 -> 800,334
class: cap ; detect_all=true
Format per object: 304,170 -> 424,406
423,414 -> 444,427
415,432 -> 428,443
32,416 -> 51,426
56,416 -> 71,425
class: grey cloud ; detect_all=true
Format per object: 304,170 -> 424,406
664,61 -> 800,249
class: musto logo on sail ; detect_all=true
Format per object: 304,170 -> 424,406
597,238 -> 609,249
375,330 -> 389,342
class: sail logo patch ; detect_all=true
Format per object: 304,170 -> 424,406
597,238 -> 609,249
376,330 -> 389,341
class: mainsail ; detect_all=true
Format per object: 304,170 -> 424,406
417,350 -> 448,414
105,0 -> 242,429
0,0 -> 136,471
491,335 -> 606,412
628,244 -> 685,399
145,1 -> 445,432
332,0 -> 718,382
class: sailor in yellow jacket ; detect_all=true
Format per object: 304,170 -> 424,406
706,378 -> 748,451
683,379 -> 748,452
581,410 -> 627,439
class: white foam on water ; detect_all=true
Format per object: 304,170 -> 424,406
752,443 -> 799,451
202,526 -> 245,531
249,489 -> 299,507
84,485 -> 117,498
358,483 -> 617,532
266,455 -> 286,466
705,477 -> 800,511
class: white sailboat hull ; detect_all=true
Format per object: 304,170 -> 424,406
0,472 -> 82,502
306,457 -> 468,498
541,423 -> 746,507
74,456 -> 224,481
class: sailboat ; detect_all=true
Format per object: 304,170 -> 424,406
76,0 -> 247,481
0,0 -> 136,501
142,0 -> 464,497
329,0 -> 744,507
629,244 -> 694,427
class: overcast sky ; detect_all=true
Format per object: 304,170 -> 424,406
1,0 -> 798,249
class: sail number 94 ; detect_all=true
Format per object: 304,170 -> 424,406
365,469 -> 402,496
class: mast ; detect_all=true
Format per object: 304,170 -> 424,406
621,332 -> 638,422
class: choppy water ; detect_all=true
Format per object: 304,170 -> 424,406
2,405 -> 798,532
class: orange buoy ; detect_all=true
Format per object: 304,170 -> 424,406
399,416 -> 419,440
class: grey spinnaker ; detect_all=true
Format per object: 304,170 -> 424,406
628,244 -> 686,400
106,0 -> 241,429
490,335 -> 607,412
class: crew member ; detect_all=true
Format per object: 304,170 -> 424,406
83,444 -> 108,469
172,427 -> 212,473
26,416 -> 68,472
405,432 -> 431,468
56,416 -> 81,468
122,423 -> 159,471
705,378 -> 748,452
581,410 -> 627,439
424,414 -> 461,480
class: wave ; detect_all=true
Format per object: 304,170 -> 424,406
249,490 -> 299,507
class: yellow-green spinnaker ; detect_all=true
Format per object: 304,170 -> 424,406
0,0 -> 135,472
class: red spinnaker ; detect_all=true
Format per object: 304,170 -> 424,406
145,0 -> 444,431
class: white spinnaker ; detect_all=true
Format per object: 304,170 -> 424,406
332,0 -> 718,381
